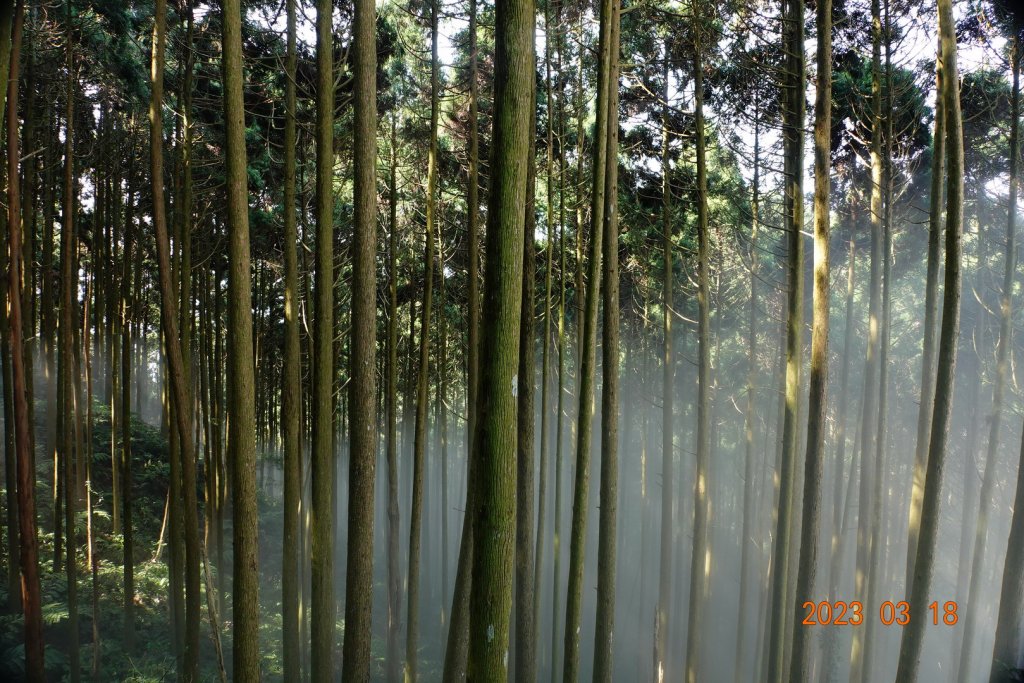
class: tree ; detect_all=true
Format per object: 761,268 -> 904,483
149,0 -> 202,677
341,0 -> 378,672
5,1 -> 43,678
221,0 -> 261,673
894,0 -> 964,675
465,0 -> 533,673
407,0 -> 440,675
765,0 -> 805,677
310,0 -> 336,674
562,0 -> 612,673
790,0 -> 831,676
684,2 -> 714,679
654,38 -> 673,683
593,1 -> 620,678
280,0 -> 301,677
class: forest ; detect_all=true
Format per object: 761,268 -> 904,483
0,0 -> 1022,680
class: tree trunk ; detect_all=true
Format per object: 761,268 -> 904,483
562,0 -> 612,672
655,40 -> 674,683
764,0 -> 805,677
386,113 -> 403,683
790,0 -> 831,676
149,0 -> 203,677
515,55 -> 538,683
5,0 -> 43,677
341,0 -> 378,672
684,5 -> 715,679
407,0 -> 438,676
906,35 -> 945,592
893,0 -> 963,676
310,0 -> 336,673
734,97 -> 761,683
593,3 -> 620,678
59,7 -> 81,678
464,0 -> 533,671
281,0 -> 302,676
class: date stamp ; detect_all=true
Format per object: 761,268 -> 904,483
800,600 -> 959,626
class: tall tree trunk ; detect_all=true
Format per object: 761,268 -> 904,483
464,0 -> 533,671
149,0 -> 202,677
386,113 -> 403,683
0,0 -> 17,606
894,0 -> 963,675
849,0 -> 884,675
515,51 -> 538,683
593,2 -> 620,678
562,0 -> 612,672
341,0 -> 378,672
765,0 -> 805,677
533,0 -> 557,668
655,44 -> 674,683
59,6 -> 81,678
440,0 -> 481,670
310,0 -> 336,674
281,0 -> 302,676
684,5 -> 714,680
5,1 -> 43,677
222,0 -> 261,672
906,36 -> 945,591
734,99 -> 760,683
407,0 -> 438,676
790,0 -> 831,676
121,154 -> 137,655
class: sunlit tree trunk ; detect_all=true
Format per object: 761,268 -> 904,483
765,0 -> 804,676
790,0 -> 831,676
465,0 -> 532,672
149,0 -> 202,677
849,0 -> 884,675
894,0 -> 963,676
906,35 -> 945,592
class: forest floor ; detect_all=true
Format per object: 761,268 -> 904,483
0,397 -> 304,682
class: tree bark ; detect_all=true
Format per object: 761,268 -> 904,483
282,0 -> 302,676
893,0 -> 963,676
765,0 -> 805,677
310,0 -> 336,674
562,0 -> 612,672
464,0 -> 533,672
5,0 -> 43,677
341,0 -> 378,672
790,0 -> 831,676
